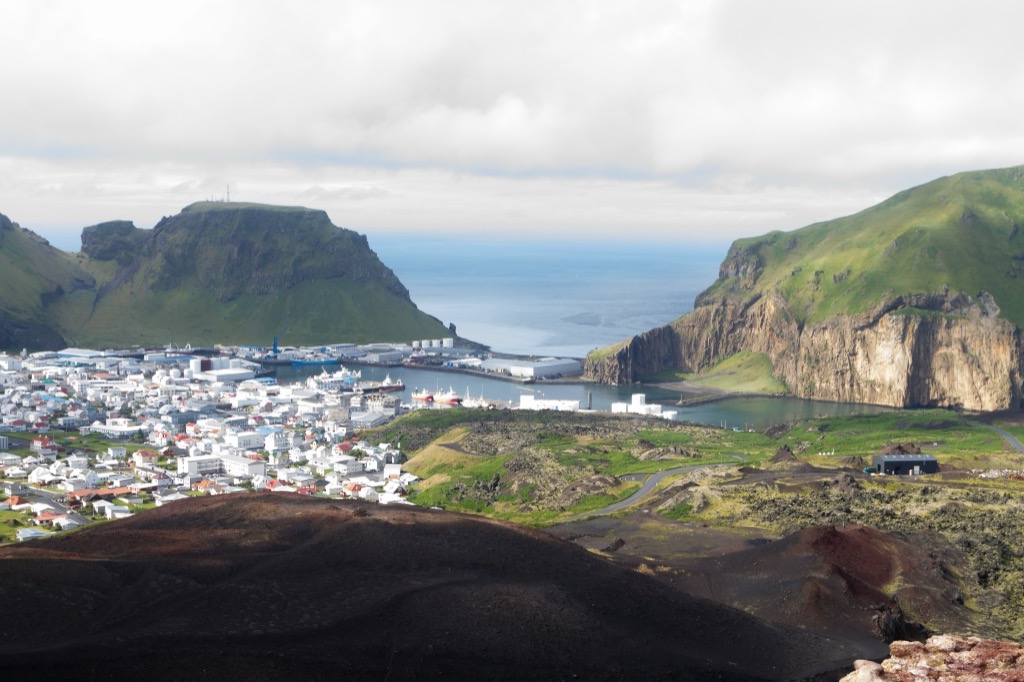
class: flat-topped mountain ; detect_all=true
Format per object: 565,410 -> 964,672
0,202 -> 450,349
586,165 -> 1024,411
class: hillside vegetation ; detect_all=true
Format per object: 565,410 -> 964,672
700,165 -> 1024,327
585,165 -> 1024,410
0,214 -> 95,349
366,406 -> 1016,524
0,202 -> 451,349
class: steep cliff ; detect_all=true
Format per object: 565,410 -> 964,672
0,202 -> 451,349
585,165 -> 1024,411
586,290 -> 1022,410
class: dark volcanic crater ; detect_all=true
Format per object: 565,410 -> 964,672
0,493 -> 862,681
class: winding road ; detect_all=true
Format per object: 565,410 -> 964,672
559,422 -> 1024,525
974,421 -> 1024,452
559,456 -> 743,523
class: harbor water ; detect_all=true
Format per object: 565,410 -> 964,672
275,363 -> 890,431
287,233 -> 896,430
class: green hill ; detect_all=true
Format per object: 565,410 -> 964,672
0,214 -> 95,349
702,165 -> 1024,327
585,164 -> 1024,411
0,202 -> 451,349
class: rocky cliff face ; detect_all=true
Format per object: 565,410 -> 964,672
584,289 -> 1024,411
82,204 -> 412,303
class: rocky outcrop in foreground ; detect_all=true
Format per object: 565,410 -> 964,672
841,635 -> 1024,681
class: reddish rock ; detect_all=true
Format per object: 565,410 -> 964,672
841,634 -> 1024,681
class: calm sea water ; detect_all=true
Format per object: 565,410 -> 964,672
369,233 -> 726,358
279,233 -> 892,428
276,363 -> 889,431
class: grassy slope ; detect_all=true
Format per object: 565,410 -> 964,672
0,223 -> 87,321
57,272 -> 448,347
47,202 -> 450,347
676,351 -> 787,393
701,166 -> 1024,327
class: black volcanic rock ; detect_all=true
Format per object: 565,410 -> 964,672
0,493 -> 862,680
80,219 -> 147,265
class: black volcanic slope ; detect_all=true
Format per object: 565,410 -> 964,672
0,494 -> 858,680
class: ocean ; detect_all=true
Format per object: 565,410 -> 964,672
278,232 -> 891,427
368,233 -> 728,358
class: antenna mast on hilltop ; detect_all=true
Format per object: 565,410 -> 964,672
226,185 -> 231,202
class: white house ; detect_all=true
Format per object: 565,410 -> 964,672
154,490 -> 190,506
264,430 -> 291,453
177,454 -> 222,477
104,504 -> 132,520
133,450 -> 159,467
27,466 -> 54,485
335,457 -> 364,476
52,517 -> 82,531
0,453 -> 21,467
224,430 -> 264,450
16,527 -> 52,541
65,454 -> 89,470
220,454 -> 266,478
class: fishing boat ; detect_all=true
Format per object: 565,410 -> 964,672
411,388 -> 434,402
307,366 -> 362,392
357,374 -> 405,394
290,350 -> 339,366
462,388 -> 494,409
433,387 -> 463,405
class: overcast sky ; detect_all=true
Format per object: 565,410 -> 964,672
4,0 -> 1024,251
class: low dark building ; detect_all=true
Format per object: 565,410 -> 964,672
871,453 -> 938,475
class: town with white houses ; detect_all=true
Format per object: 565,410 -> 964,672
0,341 -> 676,543
0,347 -> 427,543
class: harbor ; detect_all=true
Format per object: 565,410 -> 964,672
274,362 -> 892,430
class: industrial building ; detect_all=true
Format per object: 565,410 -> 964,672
870,453 -> 938,475
611,394 -> 677,420
518,394 -> 580,411
480,357 -> 583,379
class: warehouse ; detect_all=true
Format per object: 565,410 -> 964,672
871,453 -> 938,475
480,357 -> 583,379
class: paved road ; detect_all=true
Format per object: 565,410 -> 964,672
24,484 -> 90,526
558,455 -> 743,523
974,421 -> 1024,452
